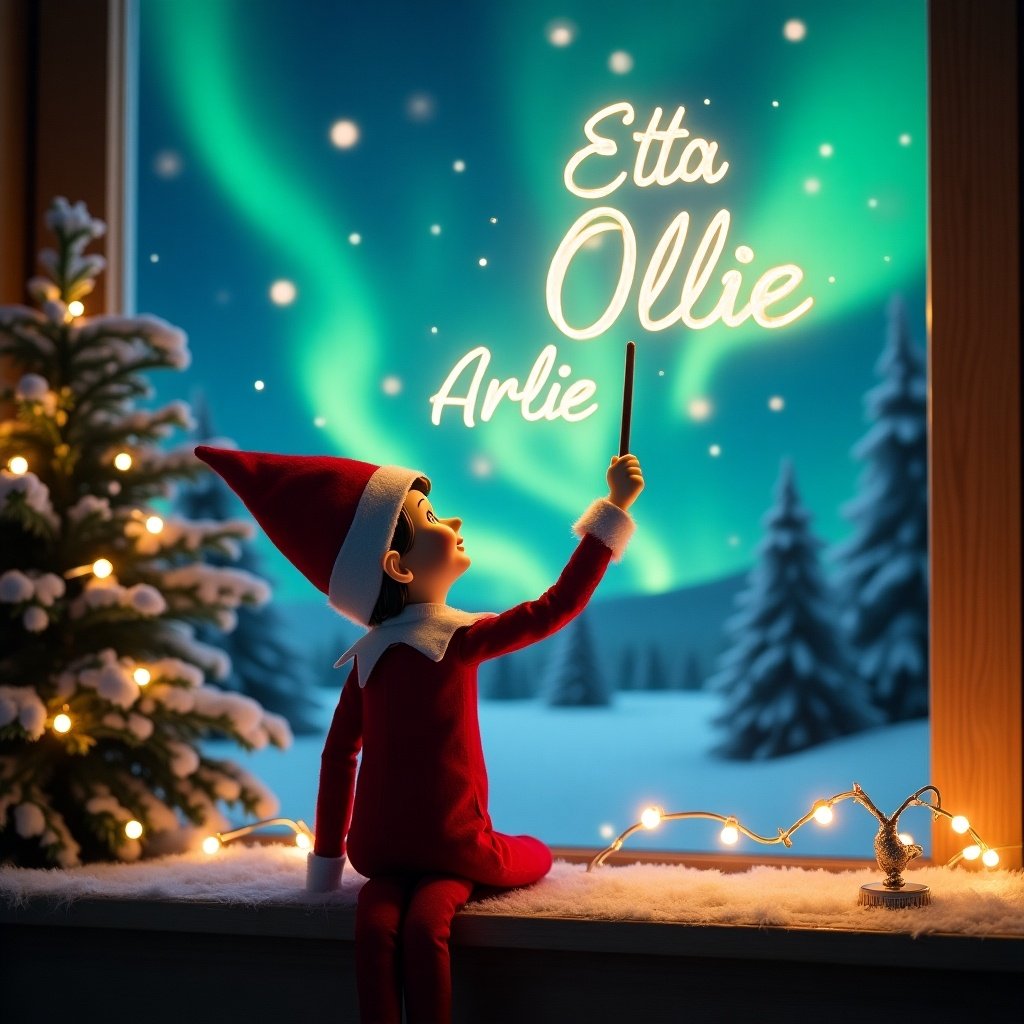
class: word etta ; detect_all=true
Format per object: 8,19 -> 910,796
564,101 -> 729,199
429,344 -> 598,427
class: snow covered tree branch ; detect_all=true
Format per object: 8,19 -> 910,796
0,198 -> 293,868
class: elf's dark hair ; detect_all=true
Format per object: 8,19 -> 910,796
369,477 -> 430,626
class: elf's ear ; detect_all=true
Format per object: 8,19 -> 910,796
381,549 -> 414,585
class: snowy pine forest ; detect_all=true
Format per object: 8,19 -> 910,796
269,295 -> 928,758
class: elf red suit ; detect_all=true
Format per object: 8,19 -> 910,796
194,445 -> 642,1024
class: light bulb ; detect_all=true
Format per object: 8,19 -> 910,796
898,832 -> 914,846
133,667 -> 151,686
813,803 -> 834,825
951,815 -> 970,834
114,452 -> 132,471
145,516 -> 164,534
202,835 -> 222,855
295,832 -> 312,851
125,820 -> 143,840
640,806 -> 662,830
7,456 -> 28,475
92,558 -> 113,579
53,713 -> 72,733
962,844 -> 981,861
982,849 -> 1000,868
720,823 -> 739,845
67,300 -> 85,317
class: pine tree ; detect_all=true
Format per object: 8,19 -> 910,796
641,645 -> 670,690
0,198 -> 290,867
545,613 -> 612,707
178,391 -> 319,734
616,644 -> 638,691
679,651 -> 704,692
831,297 -> 929,722
481,653 -> 530,700
709,459 -> 881,759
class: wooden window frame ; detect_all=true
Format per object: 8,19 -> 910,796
0,0 -> 1019,869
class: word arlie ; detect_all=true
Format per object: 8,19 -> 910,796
429,344 -> 595,428
429,102 -> 813,427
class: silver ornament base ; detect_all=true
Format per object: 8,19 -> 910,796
858,881 -> 931,909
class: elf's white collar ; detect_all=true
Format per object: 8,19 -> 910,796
334,602 -> 495,687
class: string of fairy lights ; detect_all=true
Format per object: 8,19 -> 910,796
196,782 -> 1012,883
585,782 -> 1006,871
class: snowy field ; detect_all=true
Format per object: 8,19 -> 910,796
207,693 -> 931,860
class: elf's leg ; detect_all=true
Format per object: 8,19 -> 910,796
400,874 -> 475,1024
355,874 -> 413,1024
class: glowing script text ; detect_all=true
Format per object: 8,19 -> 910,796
546,102 -> 814,340
429,345 -> 598,427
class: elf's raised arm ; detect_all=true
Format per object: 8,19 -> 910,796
456,454 -> 643,665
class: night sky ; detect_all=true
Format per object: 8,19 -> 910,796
135,0 -> 927,611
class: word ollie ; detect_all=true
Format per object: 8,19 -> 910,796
547,102 -> 814,339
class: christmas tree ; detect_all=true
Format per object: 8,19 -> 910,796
831,297 -> 929,722
709,459 -> 881,759
0,198 -> 290,867
545,613 -> 612,707
177,391 -> 319,734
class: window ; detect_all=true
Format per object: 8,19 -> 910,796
6,0 -> 1018,868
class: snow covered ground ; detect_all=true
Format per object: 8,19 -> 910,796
208,692 -> 931,860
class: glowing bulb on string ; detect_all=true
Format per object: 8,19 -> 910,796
202,835 -> 222,855
7,456 -> 28,474
145,516 -> 164,534
92,559 -> 113,579
720,823 -> 739,845
898,832 -> 914,846
813,803 -> 834,825
951,815 -> 970,834
295,832 -> 312,851
640,806 -> 662,830
125,820 -> 143,840
53,713 -> 72,734
133,667 -> 151,686
962,844 -> 981,861
114,452 -> 132,471
981,849 -> 999,868
67,300 -> 85,317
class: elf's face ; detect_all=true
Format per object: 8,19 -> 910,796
394,488 -> 470,603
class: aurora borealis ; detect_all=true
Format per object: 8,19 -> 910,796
136,0 -> 927,611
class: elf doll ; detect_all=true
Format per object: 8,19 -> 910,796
195,444 -> 643,1023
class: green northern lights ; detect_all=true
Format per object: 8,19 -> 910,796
138,0 -> 927,609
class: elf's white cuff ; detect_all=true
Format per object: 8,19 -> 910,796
306,851 -> 346,893
573,498 -> 635,561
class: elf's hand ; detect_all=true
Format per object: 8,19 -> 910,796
607,454 -> 644,511
306,851 -> 346,892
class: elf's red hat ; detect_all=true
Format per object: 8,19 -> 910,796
194,446 -> 428,627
